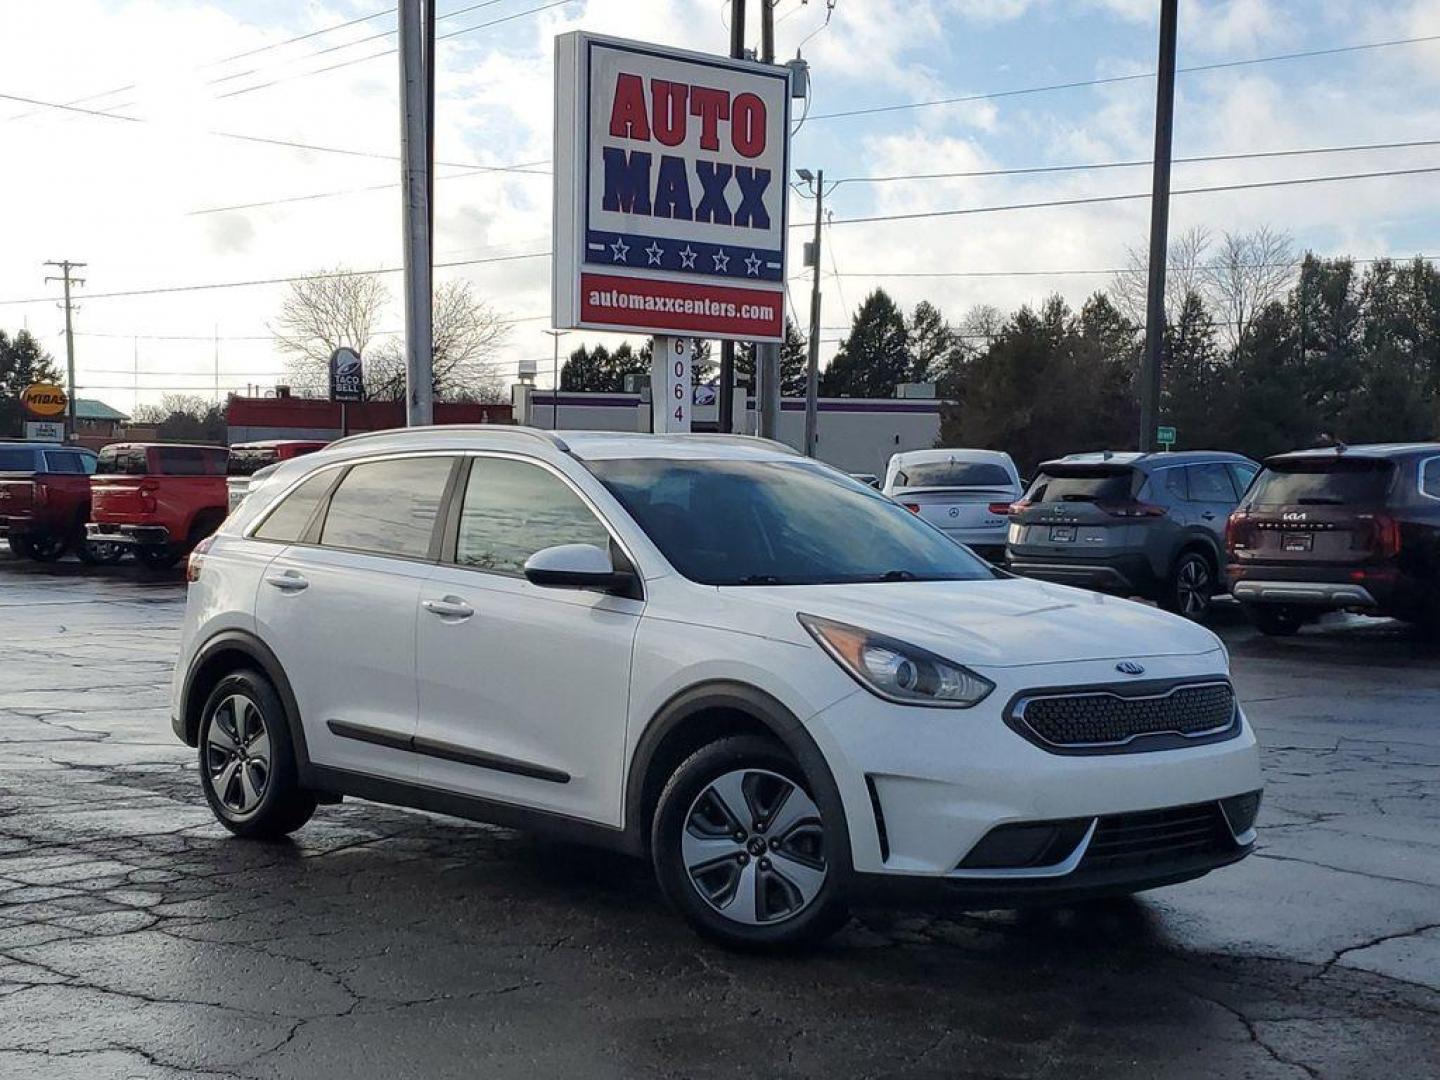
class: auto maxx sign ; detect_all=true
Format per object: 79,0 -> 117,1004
553,32 -> 789,342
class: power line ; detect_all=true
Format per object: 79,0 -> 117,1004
825,254 -> 1437,279
824,137 -> 1440,187
0,252 -> 552,307
818,164 -> 1440,227
809,32 -> 1440,122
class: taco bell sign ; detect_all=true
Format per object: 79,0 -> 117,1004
553,32 -> 789,343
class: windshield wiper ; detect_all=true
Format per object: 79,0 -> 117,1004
734,574 -> 783,585
877,569 -> 918,582
1296,496 -> 1344,505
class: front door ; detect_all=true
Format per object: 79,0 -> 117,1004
415,455 -> 642,825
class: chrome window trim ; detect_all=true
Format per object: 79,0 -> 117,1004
1012,679 -> 1236,750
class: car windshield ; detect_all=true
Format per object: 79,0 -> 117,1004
894,461 -> 1012,488
1026,468 -> 1137,504
590,458 -> 999,586
1247,461 -> 1395,505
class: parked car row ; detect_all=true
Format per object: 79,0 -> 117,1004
1,439 -> 325,569
885,442 -> 1440,637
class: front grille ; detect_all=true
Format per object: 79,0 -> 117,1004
1016,682 -> 1234,749
1083,802 -> 1233,871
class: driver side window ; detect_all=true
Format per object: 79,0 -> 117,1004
455,457 -> 613,576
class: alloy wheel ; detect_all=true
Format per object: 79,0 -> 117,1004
682,768 -> 827,926
1176,557 -> 1212,617
204,694 -> 272,818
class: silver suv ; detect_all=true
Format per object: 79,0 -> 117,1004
1006,451 -> 1259,619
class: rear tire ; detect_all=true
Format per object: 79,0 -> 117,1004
76,539 -> 125,566
198,669 -> 316,839
25,533 -> 68,562
1248,603 -> 1306,637
651,735 -> 849,952
136,547 -> 181,570
6,535 -> 35,559
1161,550 -> 1216,621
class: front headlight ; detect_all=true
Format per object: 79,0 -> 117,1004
799,614 -> 994,709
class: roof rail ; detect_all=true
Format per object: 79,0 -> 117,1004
665,433 -> 802,456
327,425 -> 571,453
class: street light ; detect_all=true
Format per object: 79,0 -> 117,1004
541,329 -> 569,429
796,168 -> 823,458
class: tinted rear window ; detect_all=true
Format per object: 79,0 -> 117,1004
1247,461 -> 1395,506
894,462 -> 1012,488
228,447 -> 279,476
1027,469 -> 1138,504
96,448 -> 149,475
0,448 -> 34,471
156,447 -> 226,475
1423,458 -> 1440,499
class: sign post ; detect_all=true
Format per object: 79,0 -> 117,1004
1157,425 -> 1177,450
651,336 -> 694,434
552,32 -> 789,350
329,347 -> 364,437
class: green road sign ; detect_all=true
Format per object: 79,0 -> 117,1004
1156,425 -> 1177,447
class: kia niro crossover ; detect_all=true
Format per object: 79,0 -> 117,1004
172,428 -> 1262,950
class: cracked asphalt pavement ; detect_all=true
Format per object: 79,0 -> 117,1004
1,551 -> 1437,1080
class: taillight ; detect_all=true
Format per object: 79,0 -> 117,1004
902,502 -> 921,513
187,535 -> 215,583
139,477 -> 159,514
1225,510 -> 1255,555
31,482 -> 46,507
1099,501 -> 1167,518
1356,513 -> 1402,559
987,501 -> 1014,516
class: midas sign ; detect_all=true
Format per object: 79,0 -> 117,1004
553,32 -> 789,342
21,383 -> 68,417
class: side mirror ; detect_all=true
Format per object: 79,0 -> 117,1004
523,543 -> 639,597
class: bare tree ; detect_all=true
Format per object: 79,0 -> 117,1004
1110,226 -> 1212,329
365,280 -> 513,403
959,303 -> 1005,348
273,269 -> 391,397
1206,226 -> 1295,348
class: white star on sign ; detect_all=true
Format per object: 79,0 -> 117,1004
712,250 -> 730,273
744,252 -> 763,276
678,245 -> 698,269
610,238 -> 630,263
645,242 -> 664,266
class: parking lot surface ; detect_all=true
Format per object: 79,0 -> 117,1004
0,552 -> 1436,1080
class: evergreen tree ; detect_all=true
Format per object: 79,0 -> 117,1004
737,320 -> 809,397
906,300 -> 962,384
0,330 -> 63,437
820,289 -> 910,397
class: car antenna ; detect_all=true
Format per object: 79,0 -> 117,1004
1317,433 -> 1348,454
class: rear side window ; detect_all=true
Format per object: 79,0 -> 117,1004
319,456 -> 453,559
1027,469 -> 1138,504
95,448 -> 148,475
1185,463 -> 1239,502
1422,458 -> 1440,499
1247,461 -> 1395,506
1229,462 -> 1258,496
155,447 -> 226,475
895,462 -> 1012,488
42,451 -> 86,474
253,470 -> 340,543
0,448 -> 35,470
454,457 -> 612,576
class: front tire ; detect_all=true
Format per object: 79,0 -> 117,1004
198,670 -> 316,839
1247,603 -> 1306,637
651,735 -> 848,951
1161,550 -> 1216,620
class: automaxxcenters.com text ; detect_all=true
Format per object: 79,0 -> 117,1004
586,288 -> 775,323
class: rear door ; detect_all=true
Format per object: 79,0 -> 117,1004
1232,458 -> 1397,568
1009,465 -> 1157,556
1183,462 -> 1242,544
253,454 -> 457,782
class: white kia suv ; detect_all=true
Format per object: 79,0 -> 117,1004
172,427 -> 1262,949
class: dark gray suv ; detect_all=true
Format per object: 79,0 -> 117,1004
1006,451 -> 1259,619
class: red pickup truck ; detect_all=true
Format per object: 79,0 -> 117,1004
0,441 -> 123,564
87,443 -> 230,569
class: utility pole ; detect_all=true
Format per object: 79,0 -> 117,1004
43,260 -> 85,442
1137,0 -> 1177,453
718,0 -> 747,434
754,0 -> 781,440
803,170 -> 823,457
542,329 -> 569,429
398,0 -> 434,426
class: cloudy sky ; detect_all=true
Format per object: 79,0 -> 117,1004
4,0 -> 1440,414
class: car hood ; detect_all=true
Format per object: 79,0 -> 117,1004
725,576 -> 1223,669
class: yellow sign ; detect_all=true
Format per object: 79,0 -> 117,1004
21,384 -> 67,418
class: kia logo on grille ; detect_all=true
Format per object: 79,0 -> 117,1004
1115,661 -> 1146,676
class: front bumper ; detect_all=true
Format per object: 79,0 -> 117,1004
804,652 -> 1263,882
86,522 -> 171,548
